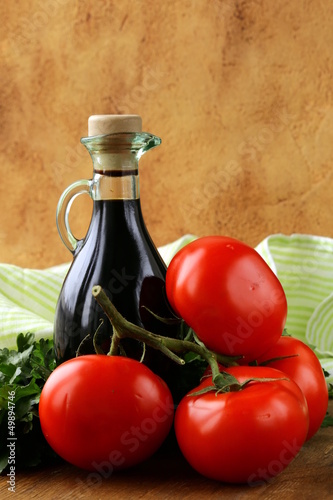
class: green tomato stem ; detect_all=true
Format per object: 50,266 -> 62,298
92,320 -> 107,355
109,326 -> 121,356
91,286 -> 238,377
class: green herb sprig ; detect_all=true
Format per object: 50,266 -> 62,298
0,333 -> 59,473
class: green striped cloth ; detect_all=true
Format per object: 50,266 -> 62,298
0,233 -> 332,381
256,234 -> 333,382
0,262 -> 69,348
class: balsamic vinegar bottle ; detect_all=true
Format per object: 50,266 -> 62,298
54,115 -> 180,381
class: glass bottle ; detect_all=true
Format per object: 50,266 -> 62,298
53,115 -> 179,378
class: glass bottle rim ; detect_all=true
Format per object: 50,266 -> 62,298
80,132 -> 161,156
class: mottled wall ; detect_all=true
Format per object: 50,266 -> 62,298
1,0 -> 333,268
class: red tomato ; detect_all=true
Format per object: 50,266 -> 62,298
175,366 -> 309,484
39,355 -> 174,472
166,236 -> 287,361
255,336 -> 328,440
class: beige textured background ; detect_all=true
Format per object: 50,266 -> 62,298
1,0 -> 333,269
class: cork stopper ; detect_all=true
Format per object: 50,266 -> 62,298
88,115 -> 142,137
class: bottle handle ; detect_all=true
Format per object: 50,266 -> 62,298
56,179 -> 92,253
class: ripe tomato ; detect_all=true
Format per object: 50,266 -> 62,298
175,366 -> 309,484
166,236 -> 287,361
255,336 -> 328,440
39,355 -> 174,472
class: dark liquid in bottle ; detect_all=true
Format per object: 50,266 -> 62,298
54,198 -> 179,379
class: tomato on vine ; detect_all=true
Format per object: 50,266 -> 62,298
174,365 -> 309,484
255,336 -> 328,440
166,236 -> 288,361
39,355 -> 174,472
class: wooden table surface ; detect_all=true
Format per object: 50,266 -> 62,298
1,400 -> 332,500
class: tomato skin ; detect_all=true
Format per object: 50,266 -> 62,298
166,236 -> 287,361
255,336 -> 328,440
39,355 -> 174,471
175,366 -> 309,484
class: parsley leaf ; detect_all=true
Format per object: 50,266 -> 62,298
0,333 -> 60,473
321,413 -> 333,428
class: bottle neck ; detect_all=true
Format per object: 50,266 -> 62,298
90,153 -> 140,200
91,170 -> 140,200
81,131 -> 161,201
